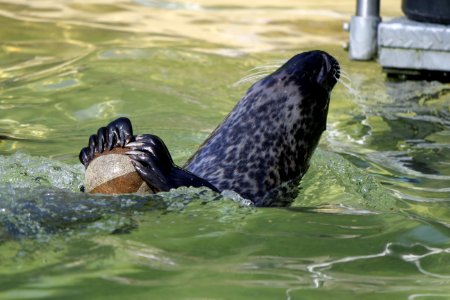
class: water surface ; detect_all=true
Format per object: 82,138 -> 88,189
1,0 -> 450,299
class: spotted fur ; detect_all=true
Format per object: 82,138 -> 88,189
185,50 -> 339,206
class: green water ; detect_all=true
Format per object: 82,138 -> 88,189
1,1 -> 450,299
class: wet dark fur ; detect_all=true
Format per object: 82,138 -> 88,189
80,50 -> 340,207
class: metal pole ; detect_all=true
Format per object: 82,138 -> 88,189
347,0 -> 381,60
356,0 -> 380,17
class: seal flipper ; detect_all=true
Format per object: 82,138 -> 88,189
79,118 -> 217,194
79,117 -> 134,168
127,134 -> 219,193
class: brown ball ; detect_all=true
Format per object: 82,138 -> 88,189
84,147 -> 152,195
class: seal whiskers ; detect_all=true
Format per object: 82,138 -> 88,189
233,61 -> 284,87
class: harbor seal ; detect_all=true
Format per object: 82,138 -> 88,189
79,50 -> 340,206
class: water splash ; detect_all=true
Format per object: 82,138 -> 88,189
0,153 -> 256,241
0,152 -> 83,191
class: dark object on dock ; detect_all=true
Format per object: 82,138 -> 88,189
402,0 -> 450,25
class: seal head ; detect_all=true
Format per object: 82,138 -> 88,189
185,50 -> 340,206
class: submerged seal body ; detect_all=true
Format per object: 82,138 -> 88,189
79,50 -> 340,206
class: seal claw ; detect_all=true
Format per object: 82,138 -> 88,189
88,134 -> 98,159
126,150 -> 145,156
135,134 -> 153,142
126,142 -> 145,148
131,160 -> 170,192
126,131 -> 218,192
105,117 -> 134,149
79,147 -> 91,167
79,117 -> 136,168
96,127 -> 108,153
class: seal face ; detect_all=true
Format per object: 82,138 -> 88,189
79,50 -> 340,207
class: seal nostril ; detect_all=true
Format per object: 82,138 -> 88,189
333,65 -> 341,80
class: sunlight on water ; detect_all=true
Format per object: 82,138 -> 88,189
326,72 -> 450,226
1,0 -> 450,299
